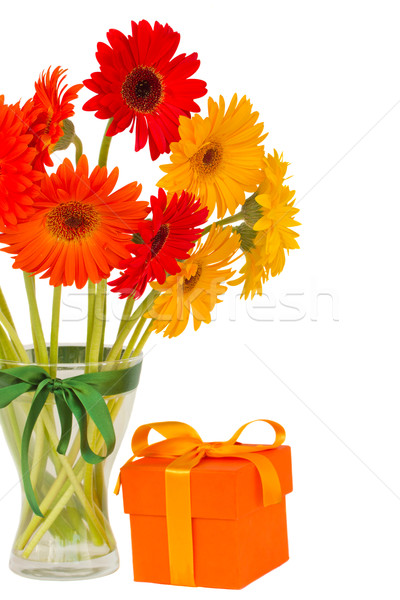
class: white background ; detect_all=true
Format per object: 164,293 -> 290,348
0,0 -> 399,598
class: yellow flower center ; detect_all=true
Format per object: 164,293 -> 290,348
191,142 -> 223,175
121,66 -> 164,113
183,264 -> 202,293
46,201 -> 100,241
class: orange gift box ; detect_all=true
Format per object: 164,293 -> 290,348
118,420 -> 293,590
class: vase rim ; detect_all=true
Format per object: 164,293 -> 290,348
0,343 -> 143,369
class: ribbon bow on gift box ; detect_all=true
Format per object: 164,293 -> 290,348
116,419 -> 286,587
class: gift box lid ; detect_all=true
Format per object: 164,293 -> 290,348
121,445 -> 292,521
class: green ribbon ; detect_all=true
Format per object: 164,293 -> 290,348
0,363 -> 142,517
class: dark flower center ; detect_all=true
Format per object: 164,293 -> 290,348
183,264 -> 202,293
121,66 -> 164,114
151,223 -> 169,257
203,148 -> 217,165
191,142 -> 223,176
135,80 -> 151,98
64,215 -> 84,228
47,201 -> 100,241
44,116 -> 52,135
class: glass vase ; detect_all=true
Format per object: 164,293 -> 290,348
0,345 -> 142,580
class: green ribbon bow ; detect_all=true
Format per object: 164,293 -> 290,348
0,363 -> 142,516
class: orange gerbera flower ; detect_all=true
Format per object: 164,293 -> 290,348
23,67 -> 83,170
1,155 -> 149,288
0,96 -> 42,230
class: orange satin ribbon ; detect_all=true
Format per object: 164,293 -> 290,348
116,419 -> 286,587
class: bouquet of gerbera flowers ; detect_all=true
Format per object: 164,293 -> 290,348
0,20 -> 299,579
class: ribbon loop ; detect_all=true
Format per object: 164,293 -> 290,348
131,421 -> 203,456
226,419 -> 286,447
0,361 -> 142,516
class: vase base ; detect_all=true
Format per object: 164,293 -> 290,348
9,549 -> 119,581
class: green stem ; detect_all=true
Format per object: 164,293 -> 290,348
133,320 -> 154,357
85,281 -> 96,364
22,465 -> 86,558
0,286 -> 16,330
202,212 -> 243,236
83,462 -> 104,547
123,316 -> 146,358
28,420 -> 46,510
0,378 -> 22,464
0,330 -> 24,489
107,290 -> 159,362
65,506 -> 88,542
117,295 -> 135,336
19,391 -> 126,554
16,433 -> 82,551
39,410 -> 107,544
88,280 -> 107,368
0,323 -> 19,361
98,119 -> 113,168
50,286 -> 62,377
99,283 -> 107,363
23,273 -> 48,366
73,134 -> 83,163
0,310 -> 29,362
0,329 -> 6,358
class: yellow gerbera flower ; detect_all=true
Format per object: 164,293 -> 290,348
157,95 -> 267,219
254,156 -> 299,276
234,151 -> 300,298
257,150 -> 289,196
230,235 -> 268,300
147,225 -> 240,337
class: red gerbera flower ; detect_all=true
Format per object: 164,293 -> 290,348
1,155 -> 149,288
83,20 -> 207,160
23,67 -> 83,170
0,96 -> 42,230
109,188 -> 209,299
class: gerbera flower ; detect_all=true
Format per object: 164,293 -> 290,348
157,94 -> 267,219
252,151 -> 300,277
237,151 -> 300,296
147,225 -> 240,338
83,20 -> 207,160
0,96 -> 42,230
1,155 -> 149,288
109,188 -> 208,299
23,67 -> 83,170
229,223 -> 268,300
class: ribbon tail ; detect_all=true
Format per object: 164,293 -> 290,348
76,384 -> 116,459
165,449 -> 205,587
63,388 -> 97,464
114,454 -> 137,495
114,472 -> 122,495
54,388 -> 73,456
238,452 -> 282,506
63,384 -> 115,464
20,380 -> 51,517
